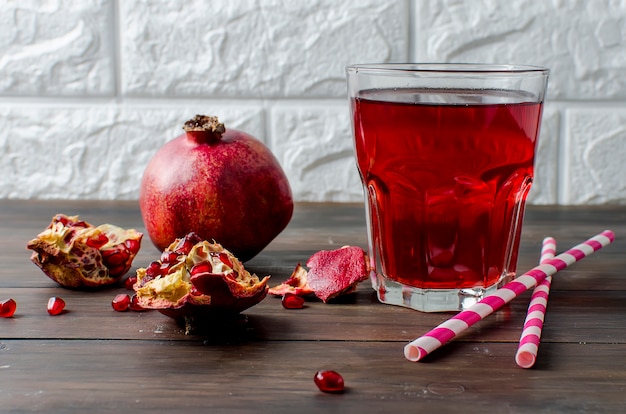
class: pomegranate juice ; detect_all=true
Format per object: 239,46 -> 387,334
352,89 -> 543,291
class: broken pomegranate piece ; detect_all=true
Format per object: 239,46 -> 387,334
26,214 -> 143,289
268,263 -> 313,296
134,233 -> 269,326
306,246 -> 369,302
269,246 -> 369,303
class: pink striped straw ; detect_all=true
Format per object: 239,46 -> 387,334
404,230 -> 614,362
515,237 -> 557,368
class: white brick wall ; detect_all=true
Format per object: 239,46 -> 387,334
2,0 -> 625,204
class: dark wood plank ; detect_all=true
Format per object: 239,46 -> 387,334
2,283 -> 625,345
1,340 -> 625,414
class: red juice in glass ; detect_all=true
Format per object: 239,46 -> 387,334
351,87 -> 545,311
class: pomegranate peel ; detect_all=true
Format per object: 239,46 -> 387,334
269,246 -> 369,303
27,214 -> 143,289
306,246 -> 369,303
134,234 -> 269,325
268,263 -> 313,296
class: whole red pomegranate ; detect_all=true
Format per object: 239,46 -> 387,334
140,115 -> 293,262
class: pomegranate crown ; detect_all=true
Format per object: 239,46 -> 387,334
183,115 -> 226,143
183,115 -> 226,134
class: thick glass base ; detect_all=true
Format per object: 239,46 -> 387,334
374,273 -> 513,312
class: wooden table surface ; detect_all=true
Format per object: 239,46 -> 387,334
1,200 -> 625,413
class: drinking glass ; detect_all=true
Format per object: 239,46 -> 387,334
346,63 -> 549,311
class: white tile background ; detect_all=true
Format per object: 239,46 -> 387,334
2,0 -> 625,204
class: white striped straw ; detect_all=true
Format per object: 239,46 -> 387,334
515,237 -> 557,368
404,230 -> 614,362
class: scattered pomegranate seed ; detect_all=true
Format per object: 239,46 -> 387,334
282,293 -> 305,309
47,297 -> 66,316
123,275 -> 137,290
129,294 -> 146,311
314,370 -> 345,393
112,294 -> 131,312
0,298 -> 17,318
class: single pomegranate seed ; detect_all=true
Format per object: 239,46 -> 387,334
85,232 -> 109,248
282,293 -> 305,309
129,295 -> 146,311
190,262 -> 212,276
145,261 -> 162,278
124,238 -> 141,254
0,298 -> 17,318
73,220 -> 90,228
314,370 -> 345,393
124,275 -> 137,290
172,232 -> 203,255
108,264 -> 129,278
160,262 -> 175,275
54,214 -> 70,226
101,249 -> 128,266
47,297 -> 66,316
112,294 -> 131,312
219,252 -> 233,268
160,250 -> 179,263
174,240 -> 193,255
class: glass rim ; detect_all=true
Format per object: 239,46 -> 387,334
346,63 -> 549,75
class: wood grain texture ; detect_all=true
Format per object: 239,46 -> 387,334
1,200 -> 625,413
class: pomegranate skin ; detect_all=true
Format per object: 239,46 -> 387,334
140,116 -> 293,262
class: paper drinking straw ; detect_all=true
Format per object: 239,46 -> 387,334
515,237 -> 557,368
404,230 -> 615,362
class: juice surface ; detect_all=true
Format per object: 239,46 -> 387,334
352,88 -> 543,289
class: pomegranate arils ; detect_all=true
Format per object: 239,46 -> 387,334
54,214 -> 70,226
314,370 -> 345,393
124,238 -> 141,254
0,298 -> 17,318
27,214 -> 142,288
112,294 -> 131,312
134,237 -> 270,322
218,252 -> 233,268
160,250 -> 179,263
47,297 -> 65,316
190,262 -> 212,276
145,261 -> 162,277
173,233 -> 202,256
102,249 -> 129,266
160,262 -> 174,275
124,275 -> 137,290
85,232 -> 109,248
282,293 -> 305,309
